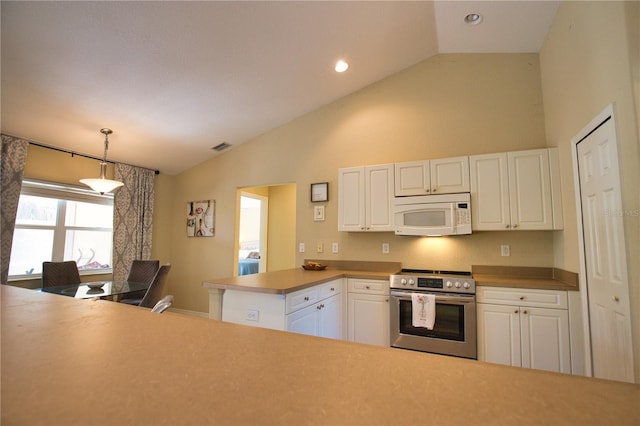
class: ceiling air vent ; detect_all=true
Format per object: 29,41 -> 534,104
211,142 -> 231,152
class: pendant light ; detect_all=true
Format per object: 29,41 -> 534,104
80,128 -> 124,194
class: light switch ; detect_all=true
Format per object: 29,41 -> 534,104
382,243 -> 390,254
332,243 -> 339,253
316,243 -> 324,253
314,206 -> 325,221
501,245 -> 510,256
299,243 -> 305,253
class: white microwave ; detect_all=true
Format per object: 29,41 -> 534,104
394,193 -> 471,236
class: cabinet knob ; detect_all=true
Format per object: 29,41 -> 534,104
330,287 -> 335,291
432,188 -> 437,192
317,305 -> 321,310
523,310 -> 528,314
365,285 -> 370,289
513,224 -> 519,228
385,299 -> 389,303
506,224 -> 510,229
514,310 -> 519,314
425,189 -> 430,193
519,296 -> 525,300
612,296 -> 620,302
304,296 -> 309,301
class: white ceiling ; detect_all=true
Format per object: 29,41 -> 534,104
1,1 -> 559,175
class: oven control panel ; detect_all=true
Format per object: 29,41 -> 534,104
390,274 -> 475,294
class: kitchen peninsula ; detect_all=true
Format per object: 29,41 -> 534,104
202,260 -> 401,321
2,284 -> 639,425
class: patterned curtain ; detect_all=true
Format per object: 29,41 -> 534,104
112,163 -> 155,281
1,135 -> 29,284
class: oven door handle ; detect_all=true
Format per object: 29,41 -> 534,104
390,291 -> 475,303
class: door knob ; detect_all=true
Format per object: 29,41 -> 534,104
612,296 -> 620,302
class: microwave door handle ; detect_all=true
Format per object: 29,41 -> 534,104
450,203 -> 456,231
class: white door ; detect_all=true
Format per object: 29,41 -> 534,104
520,307 -> 571,373
477,303 -> 522,367
318,295 -> 342,340
365,164 -> 394,232
347,293 -> 390,347
576,114 -> 634,382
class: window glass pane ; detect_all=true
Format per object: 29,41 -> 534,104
65,201 -> 113,228
15,195 -> 58,226
65,230 -> 112,270
9,229 -> 54,275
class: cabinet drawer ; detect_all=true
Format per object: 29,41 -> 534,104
347,278 -> 389,295
286,287 -> 319,314
477,286 -> 568,309
318,279 -> 343,300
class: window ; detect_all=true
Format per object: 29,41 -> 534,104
8,180 -> 114,280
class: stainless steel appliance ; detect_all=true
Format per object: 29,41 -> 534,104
390,269 -> 476,359
393,193 -> 471,236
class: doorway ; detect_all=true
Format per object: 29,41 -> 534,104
237,193 -> 268,275
573,105 -> 635,382
235,184 -> 296,276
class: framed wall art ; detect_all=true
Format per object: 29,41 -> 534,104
187,200 -> 215,237
310,182 -> 328,202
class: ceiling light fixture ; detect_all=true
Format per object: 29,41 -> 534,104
80,128 -> 124,195
335,60 -> 349,73
464,13 -> 483,25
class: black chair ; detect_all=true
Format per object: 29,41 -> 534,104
121,259 -> 160,300
42,261 -> 81,288
122,264 -> 171,308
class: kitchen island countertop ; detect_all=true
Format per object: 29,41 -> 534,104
2,284 -> 638,425
203,260 -> 401,294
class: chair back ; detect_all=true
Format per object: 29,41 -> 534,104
139,264 -> 171,308
42,261 -> 81,288
126,260 -> 160,285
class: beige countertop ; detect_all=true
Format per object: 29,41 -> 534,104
203,260 -> 401,294
2,285 -> 638,425
473,265 -> 579,291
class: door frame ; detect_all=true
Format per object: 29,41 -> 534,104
570,103 -> 633,379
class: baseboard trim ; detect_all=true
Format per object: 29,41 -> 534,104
167,307 -> 209,318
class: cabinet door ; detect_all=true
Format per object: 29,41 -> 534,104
347,293 -> 390,347
365,164 -> 394,232
508,149 -> 553,230
338,167 -> 366,231
394,161 -> 429,196
470,153 -> 511,230
286,304 -> 318,337
477,303 -> 521,367
430,156 -> 470,194
520,307 -> 571,373
318,295 -> 343,340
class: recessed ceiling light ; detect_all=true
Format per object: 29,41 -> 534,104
464,13 -> 483,25
335,60 -> 349,73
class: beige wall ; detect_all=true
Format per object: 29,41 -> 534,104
265,184 -> 296,272
156,53 -> 555,313
539,1 -> 640,381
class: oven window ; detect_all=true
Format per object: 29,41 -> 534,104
399,299 -> 465,341
404,210 -> 446,227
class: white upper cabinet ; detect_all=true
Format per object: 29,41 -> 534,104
395,156 -> 470,196
338,164 -> 394,232
470,148 -> 563,231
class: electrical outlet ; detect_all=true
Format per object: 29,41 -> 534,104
501,245 -> 510,256
245,309 -> 259,321
332,242 -> 339,253
317,243 -> 324,253
299,243 -> 305,253
382,243 -> 390,254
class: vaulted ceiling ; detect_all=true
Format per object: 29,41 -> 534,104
1,1 -> 559,175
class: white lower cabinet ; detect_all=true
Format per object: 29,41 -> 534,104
477,286 -> 571,374
222,279 -> 344,340
287,292 -> 342,339
346,278 -> 390,347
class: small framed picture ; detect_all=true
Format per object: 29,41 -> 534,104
311,182 -> 328,202
187,200 -> 215,237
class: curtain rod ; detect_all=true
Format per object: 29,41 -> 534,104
9,135 -> 160,175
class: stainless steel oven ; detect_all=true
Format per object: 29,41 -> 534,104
390,270 -> 476,359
